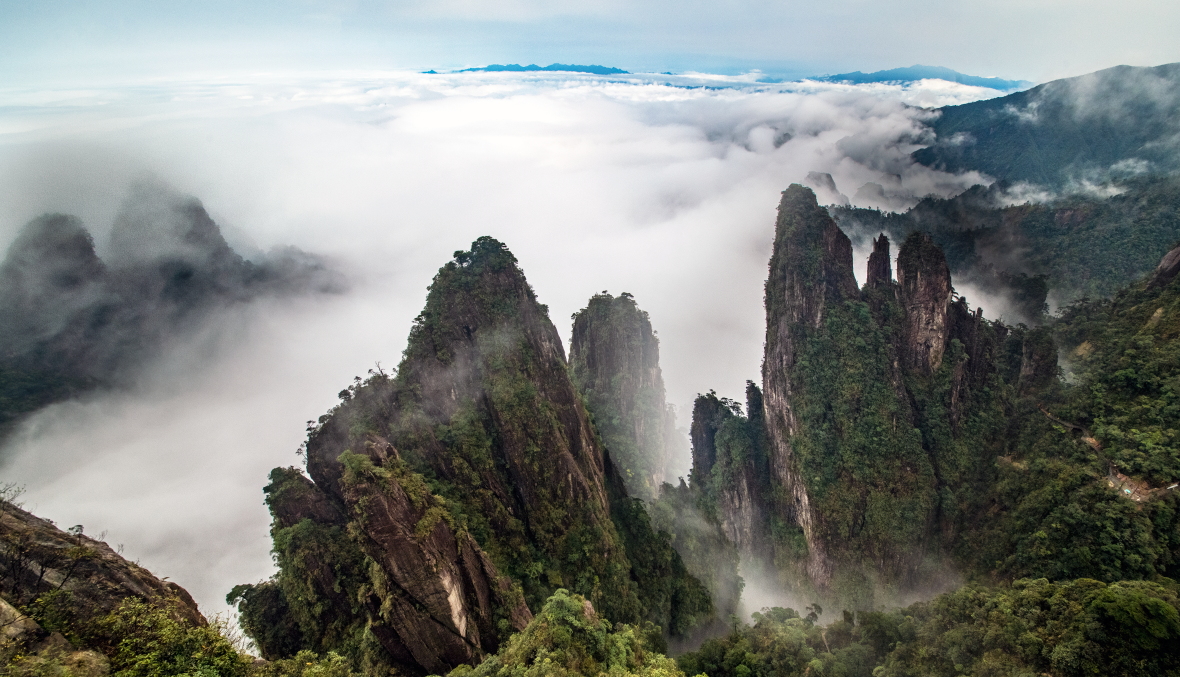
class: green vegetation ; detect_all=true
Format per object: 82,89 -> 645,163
912,62 -> 1180,188
648,480 -> 744,628
448,590 -> 684,677
832,175 -> 1180,306
604,453 -> 714,637
678,578 -> 1180,677
686,388 -> 769,523
2,592 -> 250,677
389,238 -> 647,623
232,237 -> 709,675
2,594 -> 361,677
227,467 -> 399,673
789,297 -> 935,571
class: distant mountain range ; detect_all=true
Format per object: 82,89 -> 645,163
453,63 -> 629,75
814,65 -> 1029,90
914,62 -> 1180,188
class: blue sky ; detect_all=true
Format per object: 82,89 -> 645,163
3,0 -> 1180,86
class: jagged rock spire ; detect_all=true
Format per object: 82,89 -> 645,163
897,231 -> 952,374
762,184 -> 860,586
866,233 -> 892,289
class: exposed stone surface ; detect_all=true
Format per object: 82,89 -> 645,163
762,184 -> 859,586
0,597 -> 110,676
339,443 -> 531,674
865,233 -> 893,291
245,237 -> 708,674
0,501 -> 204,628
569,292 -> 674,499
897,231 -> 952,374
1147,244 -> 1180,289
688,386 -> 770,561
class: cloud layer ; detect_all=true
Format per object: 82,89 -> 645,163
0,71 -> 994,620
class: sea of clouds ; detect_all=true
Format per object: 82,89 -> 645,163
0,69 -> 999,621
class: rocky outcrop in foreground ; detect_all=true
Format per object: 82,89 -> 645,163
1,499 -> 204,674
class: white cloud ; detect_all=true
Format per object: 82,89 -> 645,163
0,70 -> 995,620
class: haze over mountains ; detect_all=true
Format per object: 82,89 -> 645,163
2,57 -> 1180,676
914,62 -> 1180,188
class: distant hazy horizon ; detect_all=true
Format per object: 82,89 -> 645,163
4,0 -> 1180,89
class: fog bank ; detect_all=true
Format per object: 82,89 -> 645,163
0,70 -> 996,620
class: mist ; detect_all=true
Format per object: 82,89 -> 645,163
0,70 -> 999,621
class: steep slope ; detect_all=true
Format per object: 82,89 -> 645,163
687,386 -> 770,561
569,291 -> 675,499
763,186 -> 935,593
913,62 -> 1180,187
750,185 -> 1041,606
234,237 -> 709,674
1,497 -> 207,674
0,500 -> 203,625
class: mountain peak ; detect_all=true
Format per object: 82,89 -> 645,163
816,64 -> 1029,90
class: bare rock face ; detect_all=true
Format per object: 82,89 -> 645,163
865,233 -> 893,291
339,443 -> 531,674
244,237 -> 708,674
762,184 -> 859,586
254,458 -> 531,676
1147,244 -> 1180,289
0,500 -> 204,629
897,231 -> 952,374
569,292 -> 674,499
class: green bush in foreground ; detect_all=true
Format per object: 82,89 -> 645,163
2,593 -> 359,677
449,589 -> 690,677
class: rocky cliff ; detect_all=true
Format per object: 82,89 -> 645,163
897,231 -> 953,375
0,498 -> 204,674
569,291 -> 674,499
687,386 -> 770,561
235,237 -> 709,674
761,184 -> 863,587
758,185 -> 1033,601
